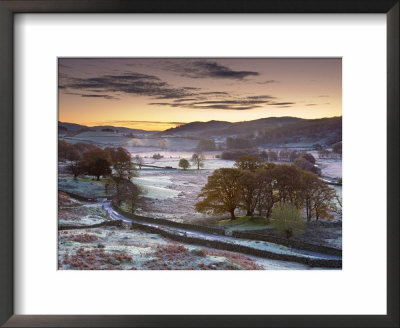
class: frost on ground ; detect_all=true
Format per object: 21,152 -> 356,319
58,174 -> 114,198
58,191 -> 110,226
58,192 -> 310,270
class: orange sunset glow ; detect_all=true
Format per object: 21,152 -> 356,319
58,58 -> 341,130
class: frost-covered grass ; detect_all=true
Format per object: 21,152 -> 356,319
58,175 -> 114,198
58,192 -> 313,270
58,191 -> 110,226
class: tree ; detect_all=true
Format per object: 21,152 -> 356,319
82,149 -> 112,181
58,140 -> 80,162
311,182 -> 337,220
271,203 -> 306,239
152,153 -> 163,160
332,142 -> 342,155
255,165 -> 276,218
301,153 -> 316,164
300,171 -> 337,221
68,160 -> 86,180
191,153 -> 205,170
295,157 -> 313,171
195,168 -> 242,219
178,158 -> 190,170
226,137 -> 253,149
134,155 -> 144,169
197,139 -> 216,151
105,147 -> 134,180
234,155 -> 264,171
117,180 -> 142,214
238,170 -> 259,217
273,164 -> 304,207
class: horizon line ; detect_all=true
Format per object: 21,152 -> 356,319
59,114 -> 342,131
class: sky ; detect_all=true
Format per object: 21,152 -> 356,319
58,58 -> 342,131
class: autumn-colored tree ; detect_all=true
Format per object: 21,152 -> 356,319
273,164 -> 304,207
311,182 -> 337,220
301,153 -> 316,164
116,180 -> 143,214
271,203 -> 305,239
195,168 -> 242,219
68,160 -> 86,180
255,165 -> 277,218
178,158 -> 190,170
82,149 -> 112,181
105,147 -> 135,180
58,140 -> 80,162
301,171 -> 337,221
234,155 -> 264,171
238,170 -> 259,217
191,153 -> 205,170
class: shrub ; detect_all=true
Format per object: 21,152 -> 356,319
271,203 -> 306,239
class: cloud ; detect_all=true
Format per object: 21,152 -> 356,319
255,80 -> 279,84
305,103 -> 317,106
80,94 -> 119,100
247,95 -> 276,100
60,72 -> 196,100
164,60 -> 259,80
149,96 -> 275,110
268,102 -> 296,106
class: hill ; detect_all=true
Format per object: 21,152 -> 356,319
254,116 -> 342,147
58,122 -> 154,136
162,117 -> 303,138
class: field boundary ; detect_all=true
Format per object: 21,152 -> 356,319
112,203 -> 342,257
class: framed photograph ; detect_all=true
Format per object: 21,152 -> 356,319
0,1 -> 398,327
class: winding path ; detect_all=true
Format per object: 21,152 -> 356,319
89,199 -> 342,268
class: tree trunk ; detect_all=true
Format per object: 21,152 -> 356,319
97,176 -> 100,181
230,209 -> 236,220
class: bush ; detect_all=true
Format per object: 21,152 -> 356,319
271,203 -> 306,239
221,149 -> 258,160
152,153 -> 164,159
178,158 -> 190,170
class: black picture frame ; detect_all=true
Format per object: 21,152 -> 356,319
0,1 -> 398,327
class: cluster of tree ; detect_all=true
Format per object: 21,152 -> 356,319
195,155 -> 338,222
196,139 -> 216,151
58,140 -> 99,162
254,117 -> 342,146
152,153 -> 164,159
60,140 -> 143,214
220,149 -> 259,160
226,137 -> 254,149
101,128 -> 114,132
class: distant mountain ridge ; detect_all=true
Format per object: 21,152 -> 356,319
161,116 -> 305,137
58,122 -> 154,135
59,116 -> 342,147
